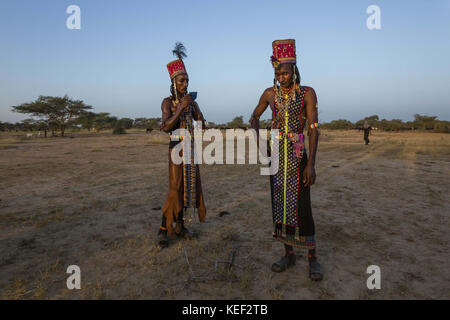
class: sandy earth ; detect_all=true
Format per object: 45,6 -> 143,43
0,129 -> 449,299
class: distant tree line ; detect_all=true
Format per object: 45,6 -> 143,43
207,116 -> 269,130
4,97 -> 448,135
212,115 -> 449,133
320,115 -> 449,133
3,95 -> 161,136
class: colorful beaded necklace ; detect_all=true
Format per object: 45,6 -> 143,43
274,83 -> 299,129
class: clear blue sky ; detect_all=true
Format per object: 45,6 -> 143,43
1,0 -> 449,124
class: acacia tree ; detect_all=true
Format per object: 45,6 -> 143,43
92,112 -> 117,131
133,117 -> 161,129
147,117 -> 161,129
227,116 -> 245,128
321,119 -> 354,130
133,118 -> 147,129
75,111 -> 97,131
20,119 -> 37,131
0,122 -> 16,132
11,95 -> 92,137
355,115 -> 379,128
413,114 -> 438,130
120,118 -> 134,129
259,119 -> 272,129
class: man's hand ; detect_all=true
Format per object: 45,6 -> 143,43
302,164 -> 316,187
179,94 -> 193,111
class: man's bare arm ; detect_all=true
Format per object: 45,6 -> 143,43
160,98 -> 183,133
250,88 -> 272,133
302,87 -> 319,187
305,87 -> 319,166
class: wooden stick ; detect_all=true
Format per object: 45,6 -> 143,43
182,246 -> 194,277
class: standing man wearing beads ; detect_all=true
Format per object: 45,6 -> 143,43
157,42 -> 207,248
250,39 -> 323,281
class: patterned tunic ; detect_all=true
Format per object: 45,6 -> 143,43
270,86 -> 316,248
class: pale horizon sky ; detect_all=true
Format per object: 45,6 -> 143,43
1,0 -> 449,124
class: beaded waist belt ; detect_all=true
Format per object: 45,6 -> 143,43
271,131 -> 304,142
270,132 -> 305,159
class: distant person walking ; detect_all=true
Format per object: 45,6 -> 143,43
363,121 -> 372,145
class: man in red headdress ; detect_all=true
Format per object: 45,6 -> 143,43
250,39 -> 323,281
157,42 -> 207,248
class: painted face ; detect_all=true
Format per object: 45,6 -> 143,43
174,73 -> 189,94
275,64 -> 294,88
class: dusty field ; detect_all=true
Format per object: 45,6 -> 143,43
0,129 -> 449,300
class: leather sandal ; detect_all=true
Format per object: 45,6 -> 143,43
157,229 -> 169,248
309,259 -> 323,281
271,254 -> 296,273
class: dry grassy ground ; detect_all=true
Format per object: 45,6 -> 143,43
0,129 -> 449,299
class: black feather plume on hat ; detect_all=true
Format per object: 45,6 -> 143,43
172,42 -> 187,60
